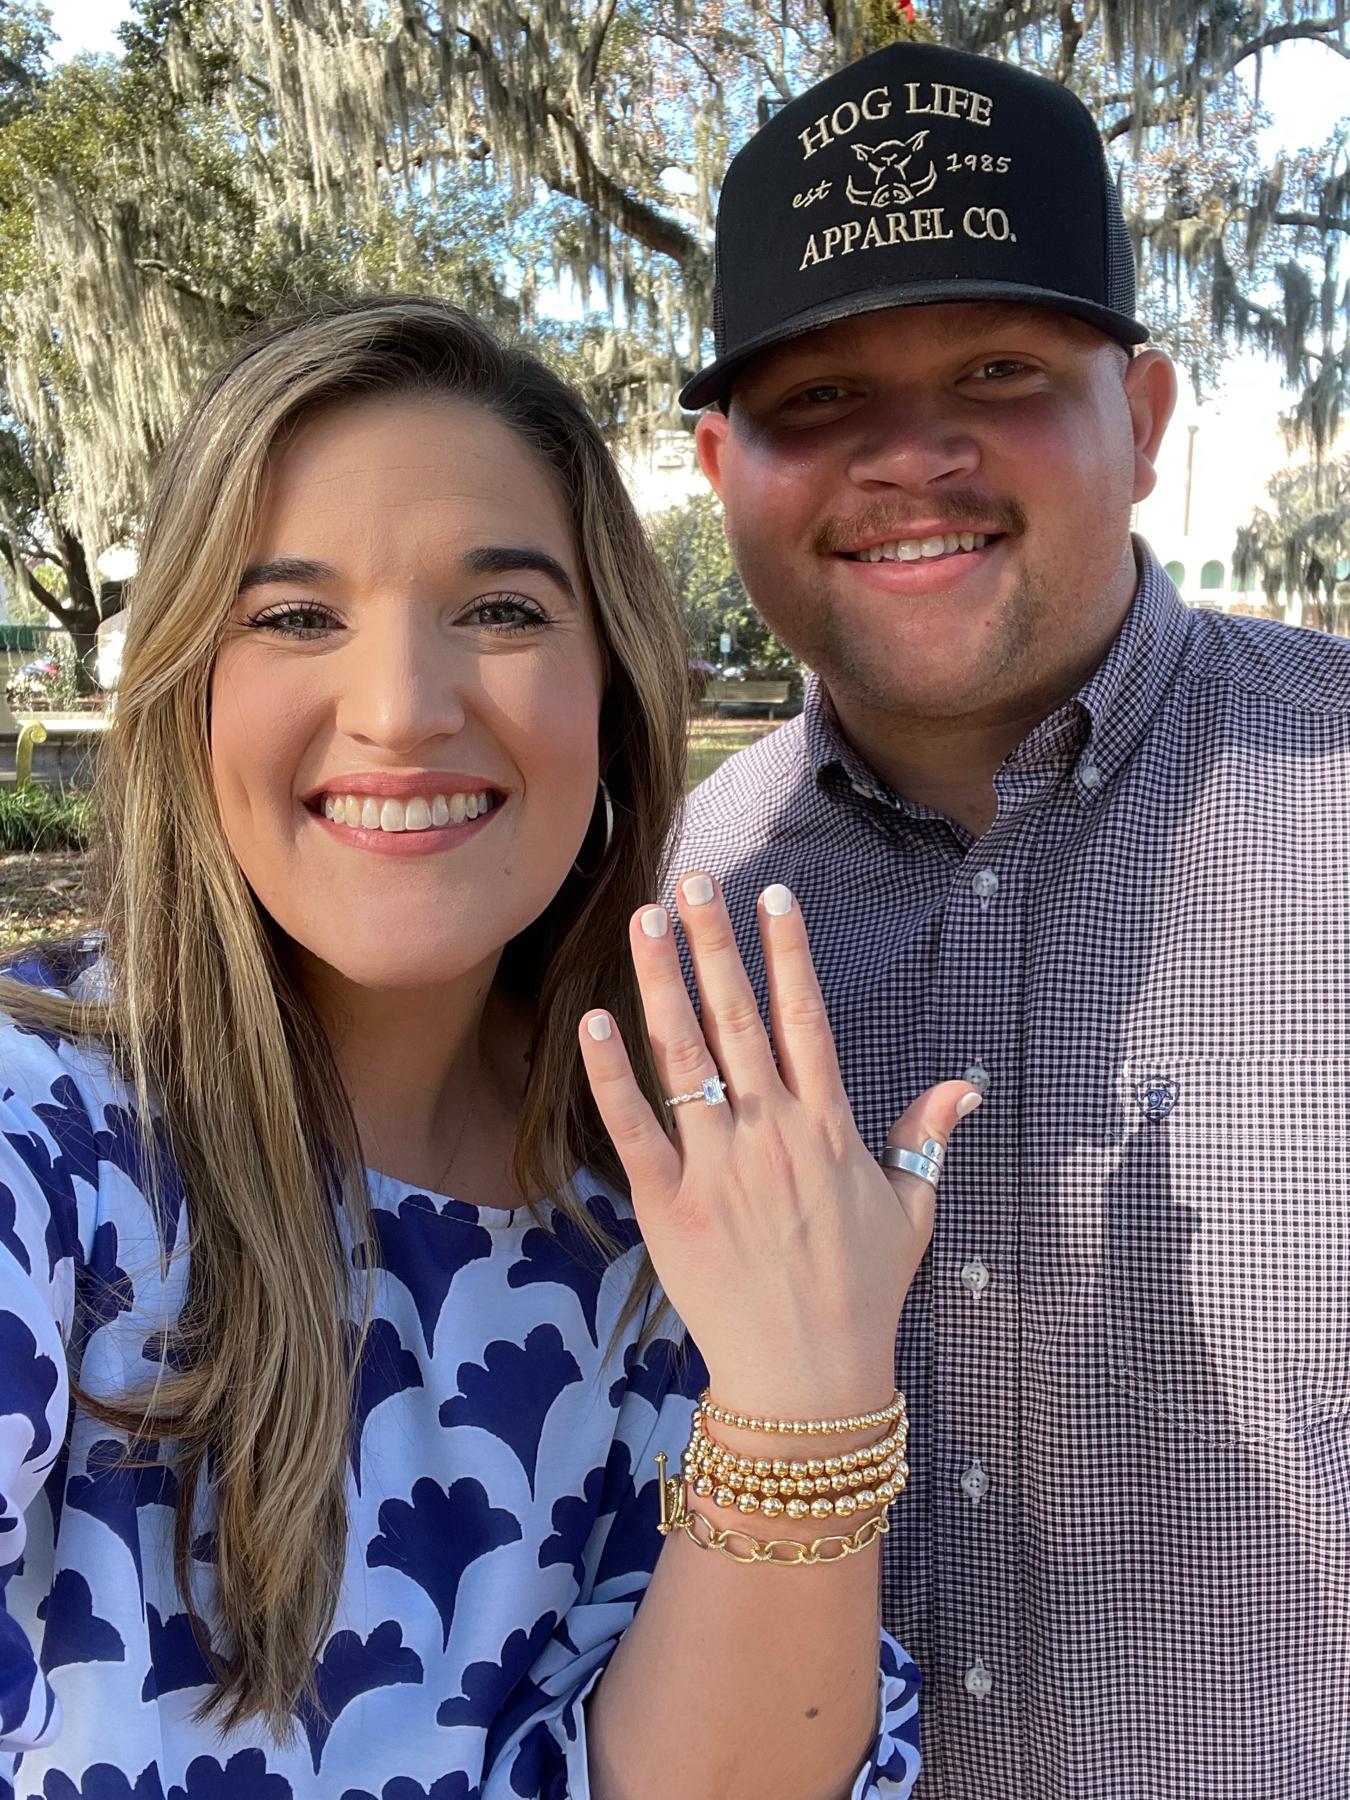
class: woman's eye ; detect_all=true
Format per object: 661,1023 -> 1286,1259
466,594 -> 549,633
246,602 -> 338,638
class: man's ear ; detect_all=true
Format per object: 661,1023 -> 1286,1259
1123,347 -> 1178,505
695,409 -> 730,498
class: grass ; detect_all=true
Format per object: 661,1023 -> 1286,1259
685,715 -> 786,788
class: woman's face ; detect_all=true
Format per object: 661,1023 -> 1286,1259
209,393 -> 605,991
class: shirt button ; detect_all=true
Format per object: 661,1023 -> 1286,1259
1079,760 -> 1102,790
963,1061 -> 991,1095
964,1658 -> 993,1699
971,867 -> 1000,900
961,1257 -> 991,1298
960,1458 -> 990,1503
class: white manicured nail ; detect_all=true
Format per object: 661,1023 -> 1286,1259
586,1013 -> 612,1041
956,1091 -> 984,1119
681,874 -> 715,906
762,883 -> 793,916
640,906 -> 669,938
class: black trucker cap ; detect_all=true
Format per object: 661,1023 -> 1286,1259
680,41 -> 1146,410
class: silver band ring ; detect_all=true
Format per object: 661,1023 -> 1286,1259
878,1136 -> 947,1190
665,1075 -> 728,1110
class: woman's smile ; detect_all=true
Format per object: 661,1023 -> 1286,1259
311,778 -> 504,856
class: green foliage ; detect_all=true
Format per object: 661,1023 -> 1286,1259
0,783 -> 93,851
1234,453 -> 1350,633
648,490 -> 800,677
0,0 -> 50,126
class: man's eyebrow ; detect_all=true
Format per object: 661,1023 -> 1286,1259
237,556 -> 340,594
463,544 -> 577,601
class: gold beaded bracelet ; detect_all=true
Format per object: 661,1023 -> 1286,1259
682,1424 -> 907,1519
697,1386 -> 907,1437
657,1453 -> 892,1563
684,1412 -> 908,1479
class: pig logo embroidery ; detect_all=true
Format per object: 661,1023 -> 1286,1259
1134,1076 -> 1179,1122
846,130 -> 938,209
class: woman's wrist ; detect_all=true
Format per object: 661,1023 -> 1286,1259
698,1362 -> 900,1436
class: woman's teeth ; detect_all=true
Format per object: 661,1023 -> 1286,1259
853,531 -> 989,562
320,790 -> 495,832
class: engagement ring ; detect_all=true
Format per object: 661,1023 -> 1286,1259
665,1075 -> 728,1109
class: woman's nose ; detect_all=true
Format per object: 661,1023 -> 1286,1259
334,622 -> 469,753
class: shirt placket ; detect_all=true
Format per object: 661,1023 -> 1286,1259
921,806 -> 1030,1792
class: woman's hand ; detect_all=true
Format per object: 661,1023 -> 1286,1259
578,872 -> 980,1420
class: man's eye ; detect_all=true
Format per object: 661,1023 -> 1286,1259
246,602 -> 337,638
466,594 -> 548,633
969,358 -> 1035,382
788,384 -> 848,406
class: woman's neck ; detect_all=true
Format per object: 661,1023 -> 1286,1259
299,950 -> 534,1205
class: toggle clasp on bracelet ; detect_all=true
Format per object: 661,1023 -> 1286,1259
656,1451 -> 689,1534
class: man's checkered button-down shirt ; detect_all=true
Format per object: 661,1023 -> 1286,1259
671,545 -> 1350,1799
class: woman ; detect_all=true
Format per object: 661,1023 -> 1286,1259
0,297 -> 977,1799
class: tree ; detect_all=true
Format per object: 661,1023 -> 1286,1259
0,0 -> 572,642
648,491 -> 800,677
1,0 -> 1348,635
1234,451 -> 1350,631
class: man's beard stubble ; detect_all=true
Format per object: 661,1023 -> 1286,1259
728,491 -> 1038,725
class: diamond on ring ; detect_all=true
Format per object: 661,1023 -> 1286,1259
665,1075 -> 728,1109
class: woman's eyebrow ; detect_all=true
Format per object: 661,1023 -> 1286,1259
238,555 -> 340,594
464,544 -> 577,601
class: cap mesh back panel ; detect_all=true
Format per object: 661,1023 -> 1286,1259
1101,163 -> 1137,315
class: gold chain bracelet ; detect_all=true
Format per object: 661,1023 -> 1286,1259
657,1453 -> 891,1564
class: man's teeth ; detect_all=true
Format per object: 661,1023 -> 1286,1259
853,532 -> 989,563
320,790 -> 495,832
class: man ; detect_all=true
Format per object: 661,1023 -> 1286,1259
673,39 -> 1350,1800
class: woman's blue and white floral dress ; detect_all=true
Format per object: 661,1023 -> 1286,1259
0,954 -> 922,1799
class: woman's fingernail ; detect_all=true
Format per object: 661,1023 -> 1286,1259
762,883 -> 793,916
640,906 -> 668,938
681,874 -> 715,907
956,1091 -> 984,1119
586,1013 -> 612,1041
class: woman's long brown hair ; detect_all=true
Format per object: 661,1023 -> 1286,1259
0,297 -> 689,1733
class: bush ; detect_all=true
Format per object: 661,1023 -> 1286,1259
0,785 -> 94,851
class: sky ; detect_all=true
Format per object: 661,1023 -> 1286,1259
43,3 -> 1350,570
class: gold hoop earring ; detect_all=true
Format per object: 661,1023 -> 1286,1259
572,777 -> 614,878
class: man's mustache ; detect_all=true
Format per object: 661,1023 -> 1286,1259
813,495 -> 1026,554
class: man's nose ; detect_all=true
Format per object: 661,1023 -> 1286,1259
334,622 -> 469,753
845,394 -> 981,491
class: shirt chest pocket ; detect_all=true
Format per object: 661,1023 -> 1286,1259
1104,1056 -> 1350,1444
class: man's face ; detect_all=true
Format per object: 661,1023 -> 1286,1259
696,303 -> 1174,729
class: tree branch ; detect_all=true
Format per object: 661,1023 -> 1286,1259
1105,18 -> 1350,140
542,101 -> 711,277
1269,209 -> 1350,233
578,0 -> 619,93
1055,2 -> 1084,85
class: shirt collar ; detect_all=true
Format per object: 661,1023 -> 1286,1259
805,538 -> 1193,814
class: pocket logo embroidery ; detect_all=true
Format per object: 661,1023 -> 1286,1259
1134,1075 -> 1179,1121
